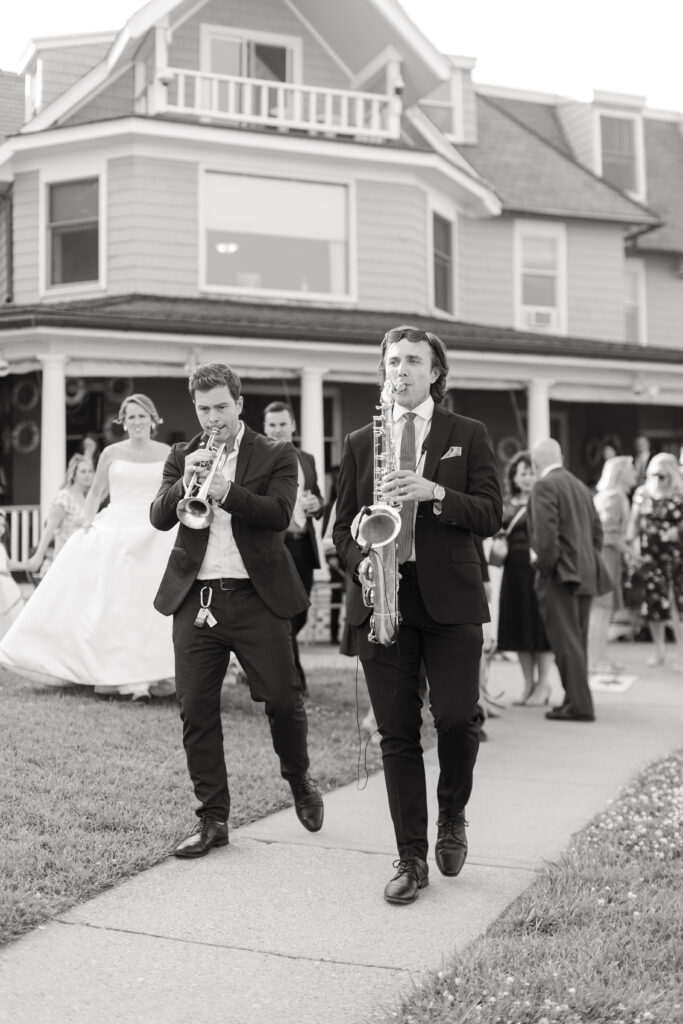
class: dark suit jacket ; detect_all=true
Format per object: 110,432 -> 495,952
150,426 -> 310,618
333,405 -> 502,626
292,448 -> 324,571
529,467 -> 612,597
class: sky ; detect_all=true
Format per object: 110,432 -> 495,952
1,0 -> 682,112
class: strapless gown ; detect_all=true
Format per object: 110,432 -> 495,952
0,460 -> 176,694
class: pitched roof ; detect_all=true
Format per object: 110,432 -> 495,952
480,95 -> 574,157
637,118 -> 683,254
456,95 -> 658,226
0,71 -> 24,141
1,293 -> 682,365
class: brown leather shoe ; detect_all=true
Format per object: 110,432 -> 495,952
290,775 -> 324,832
435,813 -> 468,876
384,857 -> 429,905
174,818 -> 229,858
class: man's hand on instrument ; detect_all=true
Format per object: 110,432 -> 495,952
381,469 -> 438,504
183,448 -> 214,487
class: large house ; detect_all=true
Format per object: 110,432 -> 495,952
0,0 -> 682,541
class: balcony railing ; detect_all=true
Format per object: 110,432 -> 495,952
161,70 -> 400,141
2,505 -> 41,561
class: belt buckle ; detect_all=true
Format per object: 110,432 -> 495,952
218,578 -> 231,591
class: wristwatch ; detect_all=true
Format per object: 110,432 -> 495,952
433,483 -> 445,515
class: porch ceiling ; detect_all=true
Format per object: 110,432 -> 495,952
1,293 -> 682,367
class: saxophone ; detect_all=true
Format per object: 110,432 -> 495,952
356,379 -> 404,646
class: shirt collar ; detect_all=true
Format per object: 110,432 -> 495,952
226,420 -> 245,454
540,462 -> 563,478
392,395 -> 434,423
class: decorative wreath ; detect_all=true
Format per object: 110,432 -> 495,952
65,378 -> 87,407
11,377 -> 39,412
496,434 -> 523,464
105,378 -> 134,404
11,420 -> 40,455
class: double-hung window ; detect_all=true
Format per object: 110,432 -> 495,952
515,221 -> 566,333
202,172 -> 350,299
48,178 -> 99,287
432,213 -> 453,314
599,112 -> 644,198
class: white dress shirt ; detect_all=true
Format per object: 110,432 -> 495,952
197,421 -> 249,580
392,395 -> 434,561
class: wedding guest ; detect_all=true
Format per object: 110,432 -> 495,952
626,452 -> 683,668
496,451 -> 553,705
588,456 -> 637,673
24,454 -> 94,576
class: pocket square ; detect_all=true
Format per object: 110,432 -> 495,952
441,446 -> 462,459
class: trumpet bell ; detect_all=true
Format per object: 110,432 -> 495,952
177,495 -> 214,530
357,504 -> 401,549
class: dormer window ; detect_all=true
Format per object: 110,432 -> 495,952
418,66 -> 466,141
596,107 -> 645,200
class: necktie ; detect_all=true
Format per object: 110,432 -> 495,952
397,413 -> 416,564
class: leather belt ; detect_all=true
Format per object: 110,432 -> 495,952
194,577 -> 253,591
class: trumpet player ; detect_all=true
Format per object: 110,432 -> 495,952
333,326 -> 501,905
150,363 -> 324,859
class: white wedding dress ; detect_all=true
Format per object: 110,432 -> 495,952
0,460 -> 176,694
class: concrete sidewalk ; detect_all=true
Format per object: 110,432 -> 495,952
1,643 -> 682,1024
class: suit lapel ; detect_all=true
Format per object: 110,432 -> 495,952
234,424 -> 255,485
423,407 -> 454,481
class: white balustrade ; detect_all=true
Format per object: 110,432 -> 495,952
163,70 -> 397,140
2,505 -> 41,562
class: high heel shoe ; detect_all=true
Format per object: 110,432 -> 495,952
646,652 -> 666,667
513,686 -> 536,706
523,682 -> 551,706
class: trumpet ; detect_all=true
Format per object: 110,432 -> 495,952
177,429 -> 228,529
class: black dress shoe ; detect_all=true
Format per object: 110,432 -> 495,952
435,813 -> 468,876
174,817 -> 229,858
545,706 -> 595,722
384,857 -> 429,905
290,775 -> 324,832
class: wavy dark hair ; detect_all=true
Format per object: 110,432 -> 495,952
377,325 -> 449,404
188,363 -> 241,402
506,449 -> 533,497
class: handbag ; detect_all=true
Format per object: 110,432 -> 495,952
622,560 -> 647,612
488,507 -> 526,568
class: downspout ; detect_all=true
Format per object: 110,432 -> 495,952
0,183 -> 12,303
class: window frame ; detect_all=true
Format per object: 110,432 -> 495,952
198,165 -> 357,303
199,24 -> 303,84
418,69 -> 465,142
39,160 -> 107,298
513,219 -> 567,334
624,256 -> 647,346
431,211 -> 454,315
595,108 -> 646,201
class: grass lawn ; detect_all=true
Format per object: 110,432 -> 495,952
376,748 -> 683,1024
0,659 -> 398,947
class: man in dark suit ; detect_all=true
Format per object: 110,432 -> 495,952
333,326 -> 502,905
263,401 -> 324,696
150,364 -> 323,858
529,438 -> 612,724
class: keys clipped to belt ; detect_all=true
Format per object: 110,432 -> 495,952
194,586 -> 218,629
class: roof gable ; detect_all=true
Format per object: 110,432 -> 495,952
456,95 -> 658,227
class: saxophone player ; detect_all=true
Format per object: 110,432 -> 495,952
333,326 -> 502,905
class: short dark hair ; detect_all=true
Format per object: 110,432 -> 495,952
377,324 -> 449,404
506,450 -> 532,496
188,363 -> 241,402
263,401 -> 295,422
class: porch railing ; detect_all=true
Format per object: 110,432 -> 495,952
163,70 -> 399,140
2,505 -> 41,562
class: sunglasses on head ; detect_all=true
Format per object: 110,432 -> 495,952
383,328 -> 430,345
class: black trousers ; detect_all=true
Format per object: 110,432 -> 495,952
358,573 -> 483,860
285,533 -> 316,687
536,578 -> 594,717
173,579 -> 310,821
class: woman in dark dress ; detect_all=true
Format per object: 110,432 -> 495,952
496,451 -> 553,705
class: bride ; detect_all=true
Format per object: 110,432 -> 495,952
0,394 -> 177,699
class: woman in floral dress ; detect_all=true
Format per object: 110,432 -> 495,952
25,454 -> 94,575
627,452 -> 683,667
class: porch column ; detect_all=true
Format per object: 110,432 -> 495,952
38,354 -> 67,523
526,378 -> 551,450
299,367 -> 326,489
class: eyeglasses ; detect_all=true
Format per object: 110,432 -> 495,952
383,328 -> 430,345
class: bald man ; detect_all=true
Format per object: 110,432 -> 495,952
529,439 -> 612,722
